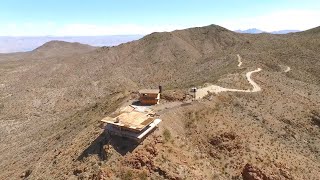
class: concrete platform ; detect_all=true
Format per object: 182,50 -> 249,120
105,119 -> 162,141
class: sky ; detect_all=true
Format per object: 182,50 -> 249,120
0,0 -> 320,36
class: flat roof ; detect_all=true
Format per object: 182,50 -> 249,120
139,89 -> 160,94
101,105 -> 156,132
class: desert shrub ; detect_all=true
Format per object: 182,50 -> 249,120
184,111 -> 196,128
311,110 -> 320,127
137,171 -> 148,180
264,63 -> 282,71
184,109 -> 210,128
163,128 -> 171,142
120,170 -> 133,180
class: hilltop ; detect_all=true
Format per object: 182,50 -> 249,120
0,35 -> 143,53
0,24 -> 319,179
32,40 -> 97,57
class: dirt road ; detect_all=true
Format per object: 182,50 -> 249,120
196,55 -> 262,99
237,54 -> 242,67
196,68 -> 262,98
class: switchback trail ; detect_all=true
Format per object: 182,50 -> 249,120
196,55 -> 262,99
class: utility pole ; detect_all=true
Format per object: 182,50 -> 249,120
191,86 -> 197,101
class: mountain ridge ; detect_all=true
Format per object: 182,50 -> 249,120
0,24 -> 320,179
0,35 -> 143,53
235,28 -> 300,34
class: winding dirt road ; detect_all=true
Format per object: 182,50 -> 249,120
237,54 -> 242,67
196,55 -> 262,99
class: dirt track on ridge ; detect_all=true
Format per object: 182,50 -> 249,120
196,55 -> 262,98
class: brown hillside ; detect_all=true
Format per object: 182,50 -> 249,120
32,40 -> 97,57
296,26 -> 320,35
0,24 -> 319,179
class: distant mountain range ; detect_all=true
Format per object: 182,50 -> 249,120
0,28 -> 302,53
235,28 -> 300,34
0,35 -> 144,53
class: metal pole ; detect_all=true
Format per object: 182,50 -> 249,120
191,87 -> 197,101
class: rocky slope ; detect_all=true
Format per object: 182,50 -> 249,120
0,24 -> 319,179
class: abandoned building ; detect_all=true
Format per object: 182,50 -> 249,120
139,86 -> 162,105
101,87 -> 162,141
101,105 -> 161,141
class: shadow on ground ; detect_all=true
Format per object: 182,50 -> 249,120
131,100 -> 142,106
77,132 -> 139,161
131,100 -> 153,107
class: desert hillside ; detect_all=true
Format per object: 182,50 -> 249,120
0,25 -> 319,179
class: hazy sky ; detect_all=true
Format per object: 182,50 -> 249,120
0,0 -> 320,36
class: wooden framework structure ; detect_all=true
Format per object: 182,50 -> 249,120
101,105 -> 161,141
